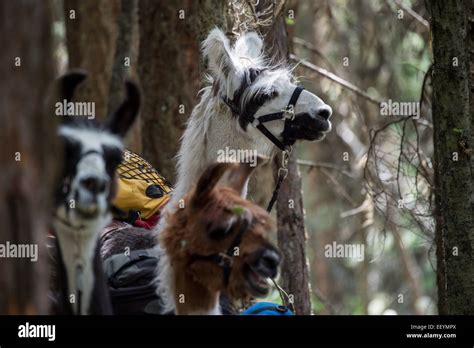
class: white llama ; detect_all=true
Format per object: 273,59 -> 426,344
155,28 -> 333,314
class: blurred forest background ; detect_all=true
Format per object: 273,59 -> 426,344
293,0 -> 434,315
1,0 -> 473,315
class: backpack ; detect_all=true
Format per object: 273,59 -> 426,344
102,246 -> 237,315
112,150 -> 172,228
241,302 -> 294,315
103,247 -> 165,315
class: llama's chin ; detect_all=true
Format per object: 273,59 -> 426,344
303,131 -> 328,142
244,265 -> 271,297
76,204 -> 100,219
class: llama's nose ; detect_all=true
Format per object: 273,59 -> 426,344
256,249 -> 281,278
315,105 -> 332,120
80,176 -> 107,195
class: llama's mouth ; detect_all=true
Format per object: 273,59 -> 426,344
244,264 -> 271,297
283,113 -> 332,142
76,203 -> 100,219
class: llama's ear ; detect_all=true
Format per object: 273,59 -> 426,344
234,32 -> 263,59
104,81 -> 140,138
52,70 -> 87,126
57,70 -> 87,103
227,155 -> 268,194
202,28 -> 240,80
192,162 -> 234,205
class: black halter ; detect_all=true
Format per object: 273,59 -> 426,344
222,79 -> 305,212
222,84 -> 305,152
188,215 -> 251,286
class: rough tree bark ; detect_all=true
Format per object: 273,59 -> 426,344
107,0 -> 141,152
273,154 -> 313,314
429,0 -> 474,314
138,0 -> 228,183
63,0 -> 119,121
107,0 -> 137,114
0,1 -> 58,314
263,1 -> 313,314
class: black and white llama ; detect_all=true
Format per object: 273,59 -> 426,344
50,71 -> 140,314
167,28 -> 333,210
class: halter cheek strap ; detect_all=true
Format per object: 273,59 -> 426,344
188,215 -> 250,286
223,86 -> 305,152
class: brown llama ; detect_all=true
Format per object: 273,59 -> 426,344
158,159 -> 281,315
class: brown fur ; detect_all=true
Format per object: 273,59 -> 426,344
160,161 -> 278,314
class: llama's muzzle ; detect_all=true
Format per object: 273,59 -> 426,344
245,247 -> 282,297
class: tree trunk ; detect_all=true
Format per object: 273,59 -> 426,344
264,1 -> 312,314
63,0 -> 119,121
138,0 -> 227,183
107,0 -> 137,114
274,154 -> 313,314
0,0 -> 58,314
107,0 -> 142,152
429,0 -> 474,314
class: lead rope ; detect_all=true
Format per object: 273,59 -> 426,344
267,149 -> 296,314
271,278 -> 296,314
266,147 -> 292,213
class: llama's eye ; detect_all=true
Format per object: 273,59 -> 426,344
253,89 -> 278,106
63,136 -> 80,156
248,68 -> 261,83
62,136 -> 81,170
269,90 -> 278,98
208,219 -> 236,240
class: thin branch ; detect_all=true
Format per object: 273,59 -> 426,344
392,226 -> 423,314
320,168 -> 358,206
292,37 -> 338,72
396,118 -> 409,200
290,54 -> 383,106
297,159 -> 356,179
393,0 -> 430,29
340,197 -> 371,219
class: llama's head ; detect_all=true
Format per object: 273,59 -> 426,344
53,71 -> 140,232
162,159 -> 281,312
203,28 -> 332,149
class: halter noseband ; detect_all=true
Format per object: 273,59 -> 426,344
188,215 -> 251,286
